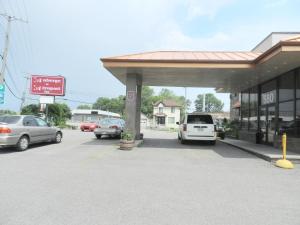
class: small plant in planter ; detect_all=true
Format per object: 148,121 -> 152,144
120,131 -> 135,150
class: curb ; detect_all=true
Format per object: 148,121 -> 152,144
219,140 -> 300,164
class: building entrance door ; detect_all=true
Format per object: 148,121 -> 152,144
157,116 -> 165,126
260,105 -> 276,145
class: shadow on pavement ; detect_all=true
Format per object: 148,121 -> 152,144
141,138 -> 255,159
0,142 -> 57,154
81,136 -> 120,146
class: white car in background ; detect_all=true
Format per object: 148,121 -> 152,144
177,113 -> 217,145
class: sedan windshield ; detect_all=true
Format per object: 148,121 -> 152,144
0,116 -> 21,124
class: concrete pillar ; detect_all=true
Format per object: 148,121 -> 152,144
125,74 -> 137,139
135,78 -> 142,139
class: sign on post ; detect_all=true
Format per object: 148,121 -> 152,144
30,75 -> 65,96
0,84 -> 5,104
40,96 -> 54,104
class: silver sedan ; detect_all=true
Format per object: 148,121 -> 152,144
0,115 -> 63,151
94,118 -> 125,139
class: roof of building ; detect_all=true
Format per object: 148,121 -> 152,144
72,109 -> 120,118
102,51 -> 261,63
153,99 -> 181,107
154,113 -> 167,117
283,35 -> 300,42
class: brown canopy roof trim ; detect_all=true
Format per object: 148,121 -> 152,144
154,100 -> 181,107
101,35 -> 300,65
100,34 -> 300,92
102,51 -> 261,64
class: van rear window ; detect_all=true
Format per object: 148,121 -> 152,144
187,115 -> 213,124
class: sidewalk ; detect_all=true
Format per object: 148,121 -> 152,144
220,138 -> 300,163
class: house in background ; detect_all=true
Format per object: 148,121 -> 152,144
153,100 -> 181,128
140,113 -> 151,129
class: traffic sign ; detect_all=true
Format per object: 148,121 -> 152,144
0,84 -> 5,104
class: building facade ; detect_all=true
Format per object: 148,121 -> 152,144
230,32 -> 300,153
153,100 -> 181,129
238,68 -> 300,153
71,109 -> 120,124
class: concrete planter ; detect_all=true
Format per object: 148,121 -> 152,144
119,140 -> 135,150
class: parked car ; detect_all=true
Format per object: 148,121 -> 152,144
94,118 -> 125,139
80,121 -> 98,132
0,115 -> 62,151
177,113 -> 217,145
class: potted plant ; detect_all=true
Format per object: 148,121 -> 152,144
120,130 -> 135,150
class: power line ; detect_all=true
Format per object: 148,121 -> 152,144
56,97 -> 94,105
4,79 -> 21,100
4,78 -> 38,102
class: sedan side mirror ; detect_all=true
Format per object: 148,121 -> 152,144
176,122 -> 179,125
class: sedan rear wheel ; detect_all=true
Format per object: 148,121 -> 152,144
96,134 -> 102,139
16,136 -> 29,151
54,132 -> 62,143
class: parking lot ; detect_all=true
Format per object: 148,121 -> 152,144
0,129 -> 300,225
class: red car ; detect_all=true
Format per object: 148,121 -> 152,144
80,121 -> 98,132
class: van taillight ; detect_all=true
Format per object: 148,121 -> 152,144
0,127 -> 11,133
183,124 -> 187,131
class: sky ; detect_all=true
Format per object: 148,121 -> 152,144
0,0 -> 300,113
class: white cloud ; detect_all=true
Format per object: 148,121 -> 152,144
185,0 -> 235,20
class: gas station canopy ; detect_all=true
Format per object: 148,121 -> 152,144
101,35 -> 300,93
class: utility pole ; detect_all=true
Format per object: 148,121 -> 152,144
20,76 -> 30,111
0,13 -> 28,84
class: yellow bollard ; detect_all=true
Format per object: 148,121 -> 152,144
275,133 -> 294,169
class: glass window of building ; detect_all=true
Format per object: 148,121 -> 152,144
295,100 -> 300,137
159,107 -> 163,113
297,70 -> 300,99
261,80 -> 276,106
279,71 -> 294,102
171,107 -> 175,113
241,91 -> 249,129
278,101 -> 294,136
249,87 -> 258,130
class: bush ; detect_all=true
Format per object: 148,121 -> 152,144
121,131 -> 134,141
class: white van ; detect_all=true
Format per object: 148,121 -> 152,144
177,113 -> 217,145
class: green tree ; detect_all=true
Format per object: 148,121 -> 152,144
141,86 -> 157,117
21,104 -> 40,115
48,103 -> 72,126
0,109 -> 17,115
77,104 -> 92,109
194,93 -> 224,112
93,96 -> 125,115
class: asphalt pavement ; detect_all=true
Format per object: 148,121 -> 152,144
0,129 -> 299,225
